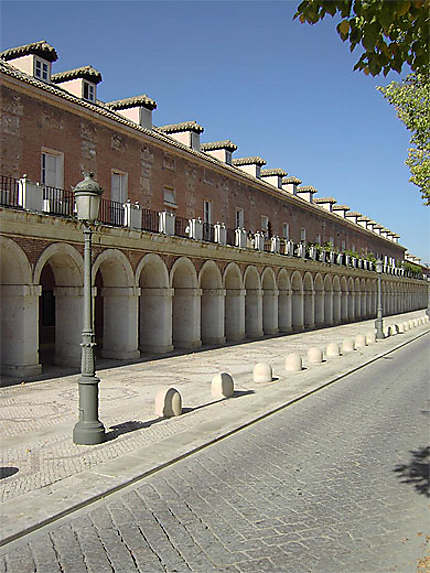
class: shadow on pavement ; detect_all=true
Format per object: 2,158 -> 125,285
393,446 -> 430,497
0,467 -> 19,479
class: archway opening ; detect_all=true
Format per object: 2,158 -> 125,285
291,272 -> 304,331
278,271 -> 292,333
262,269 -> 278,335
244,267 -> 262,338
224,264 -> 244,342
200,263 -> 224,345
314,274 -> 324,327
171,259 -> 201,349
39,264 -> 56,364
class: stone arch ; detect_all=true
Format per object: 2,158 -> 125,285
199,261 -> 225,345
34,243 -> 84,368
290,271 -> 304,331
314,273 -> 324,327
0,237 -> 39,376
93,248 -> 139,360
303,272 -> 315,329
171,257 -> 201,349
137,254 -> 172,354
323,274 -> 334,326
223,262 -> 245,342
261,267 -> 278,335
277,269 -> 292,333
332,275 -> 341,323
244,266 -> 263,338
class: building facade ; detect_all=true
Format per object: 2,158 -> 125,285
0,41 -> 427,379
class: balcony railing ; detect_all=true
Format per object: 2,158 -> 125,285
99,197 -> 123,227
175,215 -> 189,238
141,208 -> 159,233
43,185 -> 75,217
0,175 -> 20,208
203,222 -> 215,243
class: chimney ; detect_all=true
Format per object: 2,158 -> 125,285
356,215 -> 372,229
0,40 -> 57,83
391,233 -> 400,243
201,140 -> 237,165
332,204 -> 350,218
314,197 -> 337,213
296,185 -> 317,203
282,176 -> 302,195
52,65 -> 102,102
158,121 -> 204,151
260,168 -> 287,189
345,211 -> 362,225
372,224 -> 384,235
105,95 -> 157,130
232,156 -> 266,178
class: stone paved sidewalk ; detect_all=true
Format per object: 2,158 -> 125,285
0,309 -> 428,544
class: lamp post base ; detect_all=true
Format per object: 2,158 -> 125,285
73,419 -> 106,445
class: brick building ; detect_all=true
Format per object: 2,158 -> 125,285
0,41 -> 427,379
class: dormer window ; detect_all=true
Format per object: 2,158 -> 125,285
83,81 -> 95,102
34,58 -> 49,81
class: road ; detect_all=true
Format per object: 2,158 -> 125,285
1,333 -> 429,572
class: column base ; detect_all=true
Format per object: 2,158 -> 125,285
202,336 -> 226,346
73,419 -> 106,445
1,363 -> 42,378
173,339 -> 202,350
140,344 -> 174,355
263,328 -> 279,335
101,348 -> 141,360
278,326 -> 293,333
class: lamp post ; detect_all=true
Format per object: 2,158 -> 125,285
375,259 -> 384,340
73,173 -> 106,445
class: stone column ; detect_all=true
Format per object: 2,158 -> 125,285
291,291 -> 304,331
314,291 -> 324,326
303,289 -> 315,329
201,288 -> 226,345
225,289 -> 246,341
341,292 -> 348,322
245,288 -> 263,338
53,286 -> 83,366
0,284 -> 42,377
101,286 -> 141,359
333,291 -> 341,323
172,287 -> 202,349
140,288 -> 174,354
263,289 -> 279,335
324,290 -> 334,325
348,291 -> 355,321
278,289 -> 292,333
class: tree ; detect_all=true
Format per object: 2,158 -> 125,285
378,74 -> 430,205
294,0 -> 429,76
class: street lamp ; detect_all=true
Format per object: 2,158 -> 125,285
73,173 -> 106,445
375,259 -> 384,340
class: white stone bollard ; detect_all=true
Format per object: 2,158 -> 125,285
413,319 -> 418,328
408,320 -> 414,329
155,387 -> 182,418
285,353 -> 303,372
342,338 -> 355,353
307,347 -> 323,364
355,334 -> 367,348
403,322 -> 409,331
326,342 -> 340,357
253,362 -> 273,383
211,372 -> 234,399
383,326 -> 390,338
366,331 -> 376,345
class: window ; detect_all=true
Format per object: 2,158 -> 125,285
300,227 -> 306,242
83,81 -> 95,102
111,171 -> 128,204
282,223 -> 289,239
163,187 -> 176,209
235,208 -> 244,228
203,200 -> 212,224
261,215 -> 269,236
41,150 -> 63,189
35,58 -> 49,81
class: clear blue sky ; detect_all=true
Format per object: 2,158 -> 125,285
2,0 -> 429,263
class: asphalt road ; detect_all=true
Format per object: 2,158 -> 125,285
1,333 -> 429,573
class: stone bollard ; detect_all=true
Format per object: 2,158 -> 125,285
285,353 -> 303,372
211,372 -> 234,399
355,334 -> 367,348
155,387 -> 182,418
393,324 -> 400,334
403,321 -> 409,331
253,362 -> 273,383
408,320 -> 414,329
366,331 -> 376,344
342,338 -> 355,353
326,342 -> 340,357
307,347 -> 323,364
383,326 -> 390,338
413,319 -> 418,328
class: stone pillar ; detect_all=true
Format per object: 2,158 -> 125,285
291,291 -> 304,331
278,289 -> 292,332
303,290 -> 315,329
333,291 -> 341,323
225,289 -> 246,341
172,288 -> 202,349
314,291 -> 324,326
324,290 -> 334,325
245,288 -> 263,338
348,291 -> 355,321
201,288 -> 226,345
101,286 -> 141,359
0,284 -> 42,377
140,288 -> 173,354
263,289 -> 279,335
53,286 -> 83,366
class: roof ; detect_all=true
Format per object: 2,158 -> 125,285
346,211 -> 362,217
105,94 -> 157,111
232,156 -> 266,167
201,140 -> 238,152
282,176 -> 302,185
314,197 -> 337,204
297,185 -> 317,194
357,215 -> 371,221
0,40 -> 58,63
158,121 -> 204,134
260,168 -> 287,177
332,204 -> 350,210
52,65 -> 102,84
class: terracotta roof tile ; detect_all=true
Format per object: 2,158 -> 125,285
105,94 -> 157,111
158,121 -> 204,134
0,40 -> 58,62
232,156 -> 266,166
52,65 -> 102,84
261,168 -> 287,177
201,140 -> 237,152
282,176 -> 302,185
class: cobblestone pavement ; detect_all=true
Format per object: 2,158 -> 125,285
0,310 -> 426,508
1,330 -> 428,572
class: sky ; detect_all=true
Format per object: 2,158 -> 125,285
1,0 -> 429,263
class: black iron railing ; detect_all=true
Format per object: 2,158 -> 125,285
0,175 -> 20,208
141,208 -> 159,233
203,222 -> 215,242
175,216 -> 189,238
98,197 -> 123,227
43,185 -> 75,217
226,228 -> 236,246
